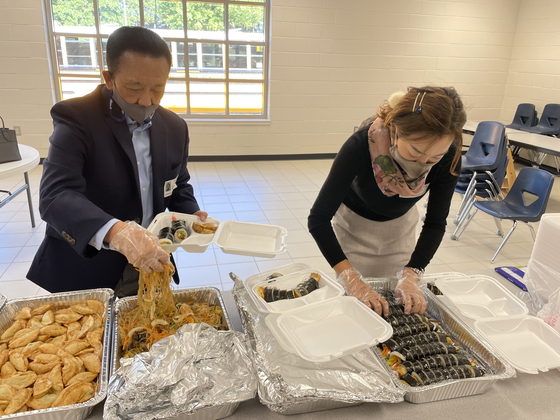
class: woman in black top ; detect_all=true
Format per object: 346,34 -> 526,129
308,86 -> 466,316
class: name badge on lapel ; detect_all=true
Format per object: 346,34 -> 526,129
164,176 -> 178,198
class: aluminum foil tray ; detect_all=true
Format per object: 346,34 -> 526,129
0,293 -> 6,312
366,278 -> 516,404
273,400 -> 361,416
231,273 -> 404,416
0,288 -> 114,420
111,287 -> 237,420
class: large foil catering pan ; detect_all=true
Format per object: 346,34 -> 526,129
111,287 -> 238,420
0,293 -> 6,313
366,278 -> 516,404
0,288 -> 114,420
231,271 -> 403,416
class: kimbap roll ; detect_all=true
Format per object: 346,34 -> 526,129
158,227 -> 174,245
171,220 -> 188,241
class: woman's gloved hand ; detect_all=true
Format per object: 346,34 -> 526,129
108,221 -> 170,273
337,267 -> 389,316
395,268 -> 427,314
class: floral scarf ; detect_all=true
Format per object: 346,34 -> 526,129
367,118 -> 430,197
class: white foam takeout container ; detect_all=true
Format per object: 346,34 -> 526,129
245,267 -> 345,314
435,274 -> 560,374
148,211 -> 288,258
244,263 -> 393,363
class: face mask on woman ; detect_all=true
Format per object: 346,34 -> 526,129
389,145 -> 435,180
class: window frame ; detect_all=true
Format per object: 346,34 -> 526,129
43,0 -> 271,120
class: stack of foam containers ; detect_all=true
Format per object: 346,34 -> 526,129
525,213 -> 560,309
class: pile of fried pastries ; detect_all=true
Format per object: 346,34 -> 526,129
192,221 -> 218,234
0,300 -> 105,415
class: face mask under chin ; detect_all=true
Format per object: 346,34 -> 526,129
111,84 -> 158,123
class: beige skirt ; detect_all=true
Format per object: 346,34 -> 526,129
332,203 -> 418,278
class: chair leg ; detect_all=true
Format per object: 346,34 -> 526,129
525,222 -> 536,240
493,217 -> 504,237
491,221 -> 518,262
454,174 -> 477,224
451,205 -> 478,241
455,186 -> 476,225
553,156 -> 560,173
453,195 -> 475,235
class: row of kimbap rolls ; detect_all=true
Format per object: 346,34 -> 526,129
257,273 -> 321,303
400,364 -> 485,387
393,354 -> 474,378
158,220 -> 188,245
375,288 -> 486,388
380,331 -> 453,356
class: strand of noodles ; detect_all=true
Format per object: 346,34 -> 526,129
118,264 -> 225,357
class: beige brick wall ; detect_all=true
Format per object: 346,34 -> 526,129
500,0 -> 560,125
0,0 -> 524,157
0,0 -> 53,158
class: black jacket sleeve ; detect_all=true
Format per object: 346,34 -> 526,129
39,102 -> 114,258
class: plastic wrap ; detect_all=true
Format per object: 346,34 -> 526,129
231,273 -> 404,415
525,260 -> 560,332
524,259 -> 560,330
523,213 -> 560,317
103,322 -> 257,420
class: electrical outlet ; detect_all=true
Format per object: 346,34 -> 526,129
13,126 -> 22,136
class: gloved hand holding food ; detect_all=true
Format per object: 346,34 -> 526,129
395,267 -> 427,314
337,266 -> 389,316
107,221 -> 170,273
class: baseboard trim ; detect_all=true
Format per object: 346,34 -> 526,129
38,154 -> 337,165
188,153 -> 337,162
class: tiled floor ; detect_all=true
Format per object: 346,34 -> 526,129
1,160 -> 559,301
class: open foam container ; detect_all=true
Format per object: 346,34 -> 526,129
244,263 -> 393,363
435,274 -> 560,374
148,211 -> 288,258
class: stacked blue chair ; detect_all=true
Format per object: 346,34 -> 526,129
506,103 -> 538,131
521,103 -> 560,136
451,121 -> 509,241
474,167 -> 554,262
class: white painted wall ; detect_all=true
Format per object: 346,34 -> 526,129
0,0 -> 528,158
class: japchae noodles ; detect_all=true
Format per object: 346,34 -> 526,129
118,264 -> 226,358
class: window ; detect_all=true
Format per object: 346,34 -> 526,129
45,0 -> 270,119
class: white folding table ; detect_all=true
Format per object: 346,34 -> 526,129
0,144 -> 40,227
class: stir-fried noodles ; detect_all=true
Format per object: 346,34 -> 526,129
118,264 -> 226,358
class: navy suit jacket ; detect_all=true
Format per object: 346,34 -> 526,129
27,85 -> 200,292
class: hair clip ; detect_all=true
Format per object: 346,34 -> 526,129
412,92 -> 426,114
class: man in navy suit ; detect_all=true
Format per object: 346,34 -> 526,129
27,27 -> 206,294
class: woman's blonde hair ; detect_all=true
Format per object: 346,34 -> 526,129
377,86 -> 467,174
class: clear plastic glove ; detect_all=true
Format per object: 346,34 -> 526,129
108,221 -> 170,273
337,267 -> 389,316
395,268 -> 427,314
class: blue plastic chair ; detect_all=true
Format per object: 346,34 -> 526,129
522,104 -> 560,136
462,121 -> 507,171
474,167 -> 555,262
451,123 -> 509,239
506,103 -> 538,130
